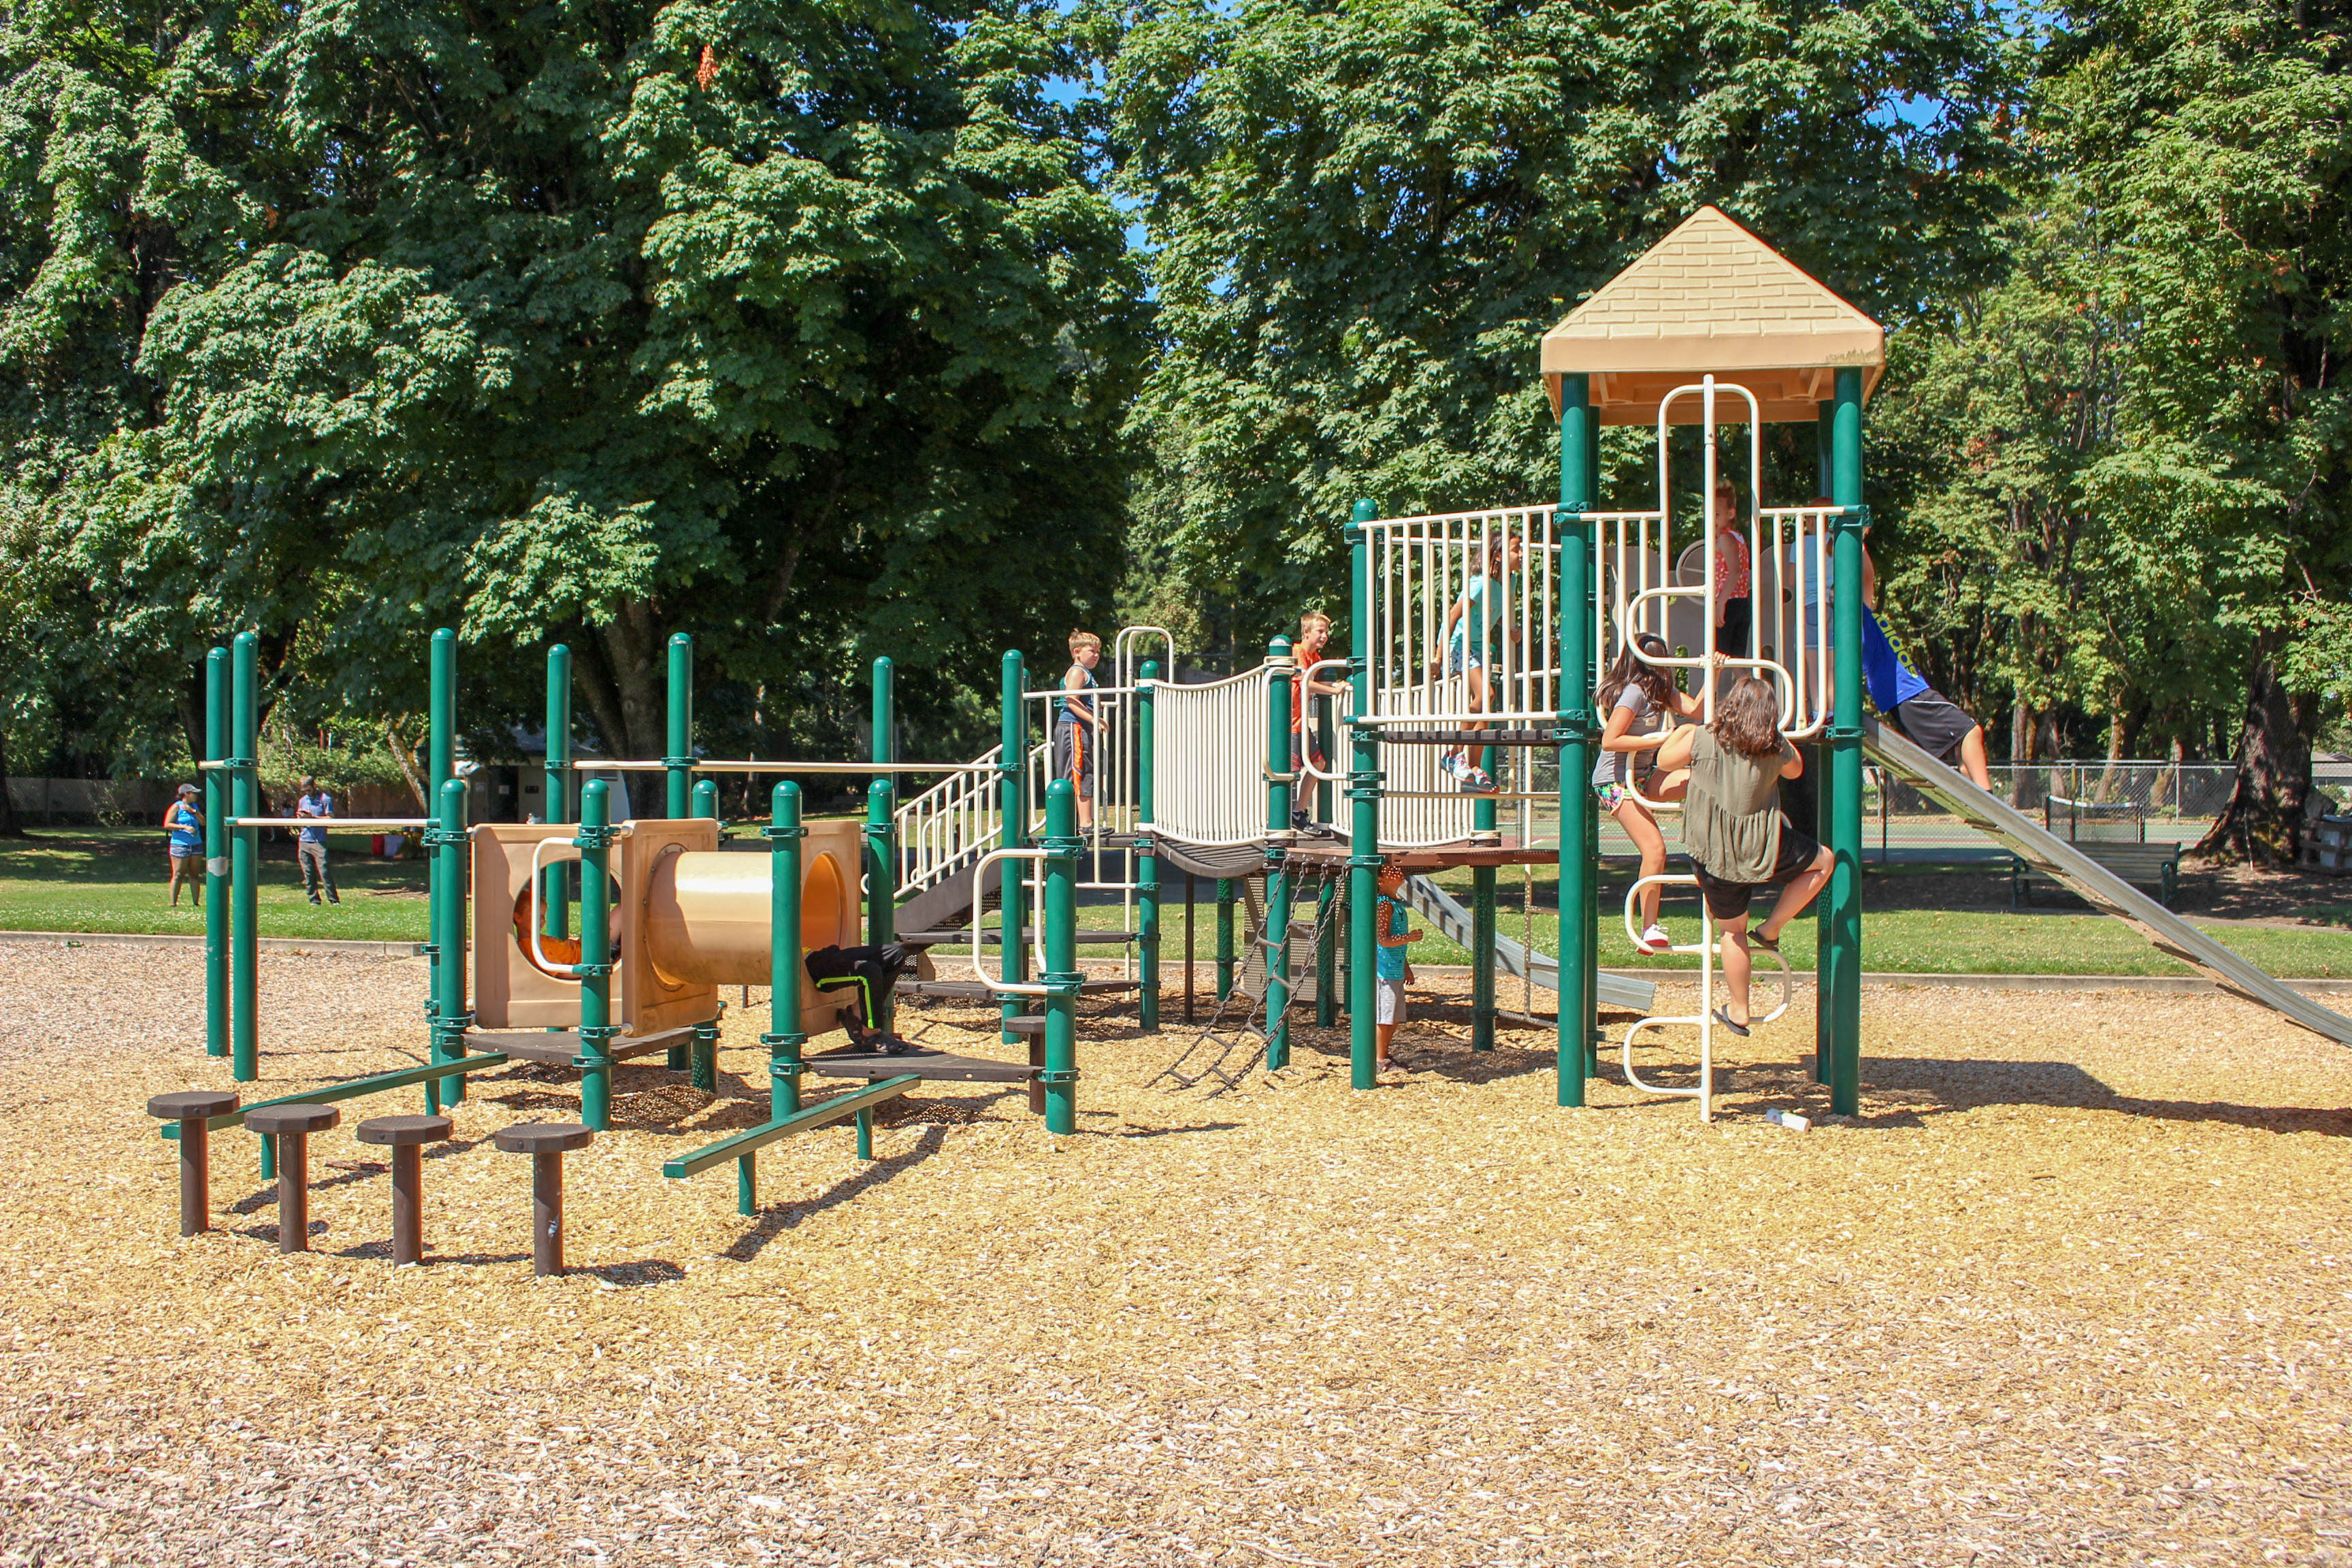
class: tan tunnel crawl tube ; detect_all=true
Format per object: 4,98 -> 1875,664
471,817 -> 864,1041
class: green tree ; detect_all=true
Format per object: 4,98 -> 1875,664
1092,0 -> 2023,653
2,0 -> 1145,795
2040,0 -> 2352,861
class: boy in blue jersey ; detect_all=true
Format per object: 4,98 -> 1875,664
1861,610 -> 1993,788
162,783 -> 203,906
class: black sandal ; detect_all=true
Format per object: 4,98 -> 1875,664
1712,1006 -> 1751,1038
1749,930 -> 1780,955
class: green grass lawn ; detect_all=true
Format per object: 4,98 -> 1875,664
0,827 -> 427,942
11,827 -> 2352,977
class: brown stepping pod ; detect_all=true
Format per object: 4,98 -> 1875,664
492,1123 -> 593,1277
355,1115 -> 453,1266
147,1090 -> 240,1237
244,1103 -> 341,1254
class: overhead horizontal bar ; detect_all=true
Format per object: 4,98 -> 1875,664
589,760 -> 993,775
230,817 -> 435,830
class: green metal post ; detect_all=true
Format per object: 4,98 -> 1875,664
430,776 -> 470,1115
229,633 -> 259,1084
765,782 -> 806,1122
425,627 -> 455,1105
576,779 -> 615,1130
670,777 -> 721,1073
666,633 -> 693,819
1137,660 -> 1161,1032
1816,402 -> 1835,1086
1264,638 -> 1294,1070
1215,880 -> 1235,1000
1348,498 -> 1382,1090
428,630 -> 468,1111
1316,694 -> 1337,1028
1556,376 -> 1595,1107
1584,408 -> 1604,1068
203,647 -> 228,1059
855,1107 -> 875,1161
737,1154 -> 756,1216
1471,873 -> 1497,1051
999,651 -> 1030,1047
868,655 -> 896,1037
1041,779 -> 1081,1134
1828,368 -> 1867,1117
865,781 -> 896,1041
544,644 -> 571,941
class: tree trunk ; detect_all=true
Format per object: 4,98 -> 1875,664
572,605 -> 667,816
2091,710 -> 2125,805
2192,651 -> 2310,867
386,716 -> 429,811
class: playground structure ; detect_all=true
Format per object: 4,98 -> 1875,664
165,203 -> 2352,1226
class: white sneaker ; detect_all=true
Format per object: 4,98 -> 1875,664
1439,753 -> 1467,783
1460,766 -> 1495,792
1636,923 -> 1671,954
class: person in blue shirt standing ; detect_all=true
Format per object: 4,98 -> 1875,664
161,783 -> 203,907
294,774 -> 340,904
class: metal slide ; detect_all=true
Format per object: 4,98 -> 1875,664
1862,716 -> 2352,1046
1403,876 -> 1659,1014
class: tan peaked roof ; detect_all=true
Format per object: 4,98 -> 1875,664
1541,206 -> 1885,425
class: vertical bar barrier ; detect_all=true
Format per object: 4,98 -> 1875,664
1040,779 -> 1081,1135
666,633 -> 693,820
1829,368 -> 1867,1117
576,779 -> 615,1130
1815,404 -> 1836,1086
203,647 -> 229,1059
999,651 -> 1030,1047
1556,377 -> 1595,1106
1348,499 -> 1383,1090
1264,638 -> 1294,1071
1582,412 -> 1605,1068
1137,661 -> 1160,1032
229,633 -> 259,1085
764,783 -> 806,1123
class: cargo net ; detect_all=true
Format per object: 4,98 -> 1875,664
1151,864 -> 1347,1094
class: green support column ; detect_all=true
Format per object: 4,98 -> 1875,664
1316,693 -> 1338,1028
999,651 -> 1030,1047
203,647 -> 229,1060
674,778 -> 721,1073
764,783 -> 806,1122
229,633 -> 259,1084
868,655 -> 896,1037
427,631 -> 468,1111
1347,499 -> 1382,1090
576,779 -> 616,1130
1264,638 -> 1294,1070
1816,402 -> 1835,1086
1040,779 -> 1081,1134
544,644 -> 571,941
1215,880 -> 1235,1000
1137,661 -> 1161,1032
429,774 -> 470,1094
865,779 -> 896,1038
1828,368 -> 1867,1117
666,633 -> 693,820
1471,847 -> 1497,1051
424,627 -> 455,1098
1582,408 -> 1605,1069
1556,377 -> 1596,1106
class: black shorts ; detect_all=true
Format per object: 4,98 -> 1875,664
1694,818 -> 1825,921
1718,597 -> 1752,658
1053,721 -> 1093,789
1894,691 -> 1978,766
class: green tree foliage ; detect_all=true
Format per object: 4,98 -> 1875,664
1092,0 -> 2023,651
1,0 -> 1144,795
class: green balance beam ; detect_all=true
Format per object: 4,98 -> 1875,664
158,1054 -> 512,1140
666,1075 -> 920,1213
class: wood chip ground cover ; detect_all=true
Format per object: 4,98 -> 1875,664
3,941 -> 2348,1566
